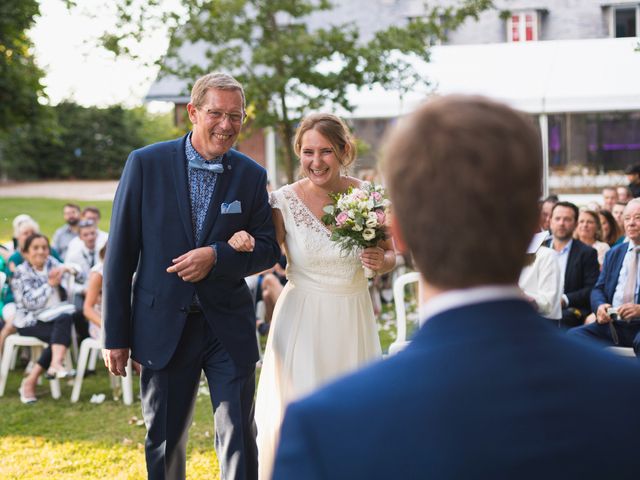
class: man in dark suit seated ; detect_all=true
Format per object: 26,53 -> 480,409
569,198 -> 640,354
546,201 -> 599,328
272,95 -> 640,480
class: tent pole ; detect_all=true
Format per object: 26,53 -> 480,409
539,114 -> 549,197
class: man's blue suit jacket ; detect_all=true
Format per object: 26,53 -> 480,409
273,299 -> 640,480
103,134 -> 280,369
591,241 -> 635,310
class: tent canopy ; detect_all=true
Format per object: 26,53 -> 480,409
146,37 -> 640,118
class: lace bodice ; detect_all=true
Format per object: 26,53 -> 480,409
270,185 -> 366,290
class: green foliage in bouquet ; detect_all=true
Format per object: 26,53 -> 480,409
322,182 -> 390,255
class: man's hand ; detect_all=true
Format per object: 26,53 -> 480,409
596,304 -> 613,324
617,303 -> 640,320
166,246 -> 216,282
103,348 -> 130,377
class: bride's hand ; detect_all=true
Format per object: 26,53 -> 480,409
360,246 -> 385,272
228,230 -> 255,252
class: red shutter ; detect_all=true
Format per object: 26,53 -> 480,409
512,14 -> 520,42
525,14 -> 534,41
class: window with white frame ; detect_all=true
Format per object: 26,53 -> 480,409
611,5 -> 639,37
507,11 -> 539,42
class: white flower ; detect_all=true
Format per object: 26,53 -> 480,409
366,212 -> 378,228
353,223 -> 363,232
362,228 -> 376,241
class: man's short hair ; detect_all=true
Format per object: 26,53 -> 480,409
551,201 -> 579,222
382,95 -> 541,288
624,164 -> 640,175
82,206 -> 101,219
191,72 -> 246,111
602,187 -> 616,194
64,203 -> 81,212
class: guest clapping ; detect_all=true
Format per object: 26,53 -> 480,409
11,234 -> 78,403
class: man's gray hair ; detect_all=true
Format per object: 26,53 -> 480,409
191,72 -> 246,111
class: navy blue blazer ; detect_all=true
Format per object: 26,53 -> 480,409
591,241 -> 633,311
273,299 -> 640,480
103,134 -> 280,369
546,239 -> 598,311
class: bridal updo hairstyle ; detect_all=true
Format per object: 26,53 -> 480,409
294,113 -> 357,175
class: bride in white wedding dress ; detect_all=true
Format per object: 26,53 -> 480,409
253,113 -> 396,479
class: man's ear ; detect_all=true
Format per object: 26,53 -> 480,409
390,213 -> 409,254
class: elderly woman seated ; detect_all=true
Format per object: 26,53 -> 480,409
11,233 -> 79,404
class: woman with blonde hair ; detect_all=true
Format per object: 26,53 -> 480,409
250,113 -> 396,478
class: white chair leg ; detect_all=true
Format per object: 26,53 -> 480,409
88,348 -> 99,371
71,339 -> 92,402
9,344 -> 18,370
122,359 -> 134,406
49,378 -> 61,399
0,336 -> 16,396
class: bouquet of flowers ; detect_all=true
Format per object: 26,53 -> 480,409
322,182 -> 391,278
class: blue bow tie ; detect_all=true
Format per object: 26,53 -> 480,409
189,156 -> 224,173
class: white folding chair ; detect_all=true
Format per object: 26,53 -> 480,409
70,337 -> 133,405
387,271 -> 421,356
0,334 -> 63,399
606,346 -> 636,358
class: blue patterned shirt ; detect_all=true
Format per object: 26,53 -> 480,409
185,133 -> 223,244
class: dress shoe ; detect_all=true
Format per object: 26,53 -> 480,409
45,367 -> 76,380
18,380 -> 37,404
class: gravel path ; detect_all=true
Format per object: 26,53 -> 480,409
0,180 -> 119,201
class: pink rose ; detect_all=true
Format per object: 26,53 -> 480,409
375,209 -> 386,225
372,191 -> 382,202
336,211 -> 349,226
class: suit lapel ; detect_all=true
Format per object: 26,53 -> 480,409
197,152 -> 233,247
171,135 -> 196,249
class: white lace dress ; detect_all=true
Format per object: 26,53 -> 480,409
255,184 -> 382,479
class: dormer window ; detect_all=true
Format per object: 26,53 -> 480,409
507,10 -> 540,42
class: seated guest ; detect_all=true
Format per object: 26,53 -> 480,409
538,195 -> 557,232
574,210 -> 610,268
601,187 -> 618,212
625,164 -> 640,198
599,209 -> 623,247
8,218 -> 63,272
256,255 -> 287,335
618,186 -> 632,204
64,207 -> 108,261
569,198 -> 640,354
52,203 -> 81,259
519,233 -> 562,321
612,201 -> 627,241
273,95 -> 640,480
546,201 -> 599,328
83,243 -> 106,340
11,233 -> 78,403
65,220 -> 99,306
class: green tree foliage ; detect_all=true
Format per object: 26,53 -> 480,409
0,103 -> 183,180
99,0 -> 493,182
0,0 -> 46,132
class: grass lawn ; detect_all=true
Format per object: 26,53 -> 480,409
0,198 -> 113,244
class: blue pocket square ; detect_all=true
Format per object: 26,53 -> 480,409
221,200 -> 242,214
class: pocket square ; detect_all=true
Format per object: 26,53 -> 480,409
221,200 -> 242,214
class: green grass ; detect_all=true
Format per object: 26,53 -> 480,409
0,362 -> 219,479
0,198 -> 113,244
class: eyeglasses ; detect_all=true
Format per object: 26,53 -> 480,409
78,220 -> 96,228
201,109 -> 245,125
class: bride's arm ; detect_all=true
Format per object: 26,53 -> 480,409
273,208 -> 286,250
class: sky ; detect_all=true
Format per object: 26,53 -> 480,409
29,0 -> 172,110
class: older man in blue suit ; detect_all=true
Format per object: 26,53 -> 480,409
569,198 -> 640,354
272,96 -> 640,480
103,72 -> 279,480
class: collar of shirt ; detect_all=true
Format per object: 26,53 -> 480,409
628,240 -> 638,251
185,132 -> 223,168
419,284 -> 524,324
557,238 -> 572,255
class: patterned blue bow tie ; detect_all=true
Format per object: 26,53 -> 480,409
188,156 -> 224,173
